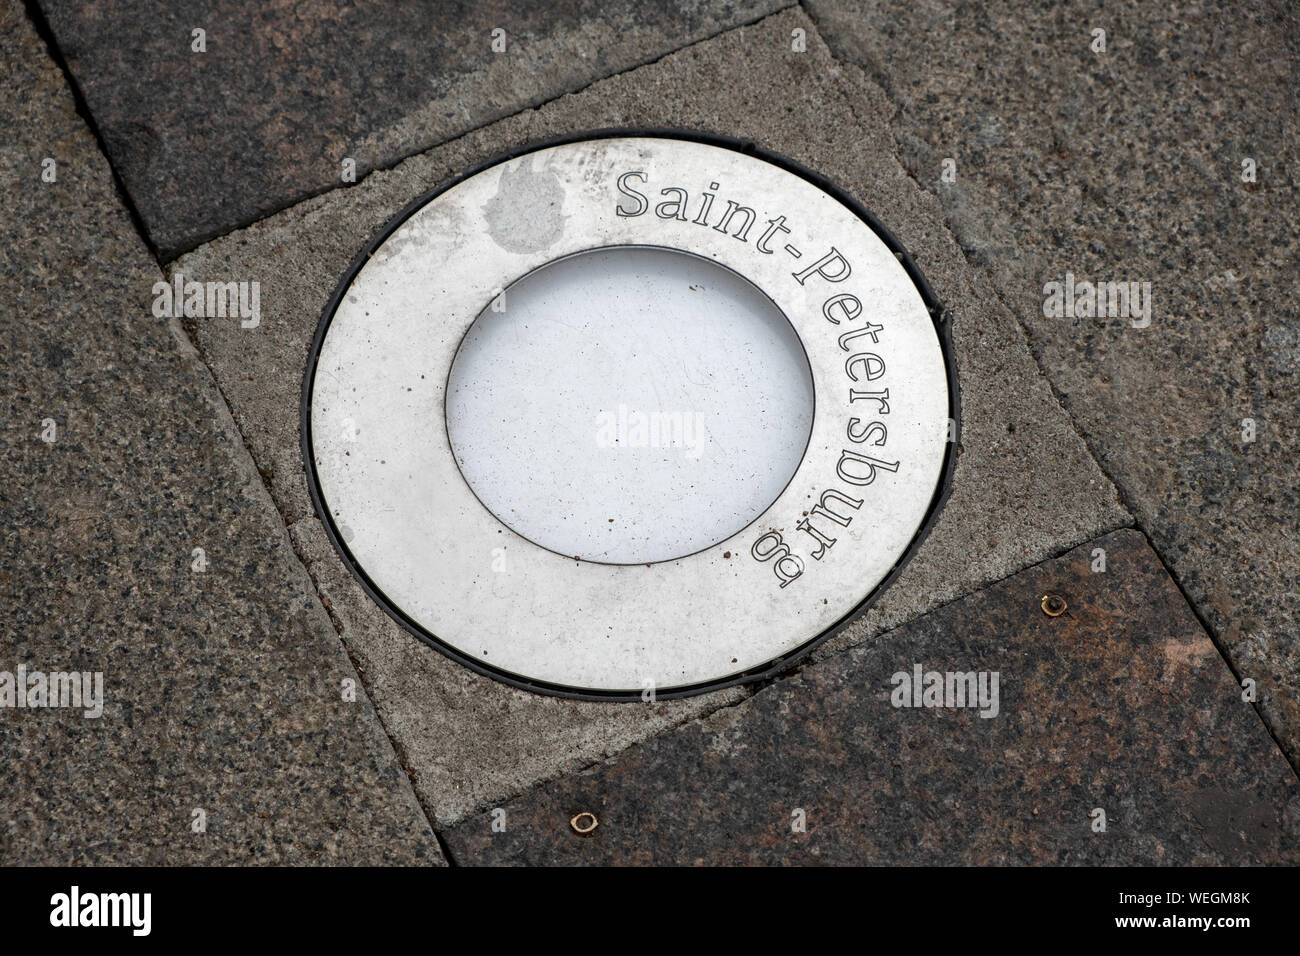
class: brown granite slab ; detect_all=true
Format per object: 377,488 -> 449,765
444,530 -> 1299,864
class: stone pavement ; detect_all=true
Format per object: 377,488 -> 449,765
0,1 -> 441,864
173,6 -> 1126,827
4,0 -> 1296,864
445,532 -> 1299,865
34,0 -> 788,258
804,0 -> 1300,767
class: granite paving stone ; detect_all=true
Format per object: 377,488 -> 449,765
444,530 -> 1300,865
0,0 -> 441,865
804,0 -> 1300,767
34,0 -> 790,259
177,7 -> 1129,826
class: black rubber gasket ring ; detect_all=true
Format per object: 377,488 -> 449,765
301,128 -> 961,702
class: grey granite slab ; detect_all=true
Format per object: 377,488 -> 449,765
804,0 -> 1300,767
177,7 -> 1128,826
34,0 -> 790,259
0,0 -> 441,865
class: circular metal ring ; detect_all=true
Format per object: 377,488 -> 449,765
303,130 -> 959,700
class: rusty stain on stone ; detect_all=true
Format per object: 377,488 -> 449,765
1041,593 -> 1067,617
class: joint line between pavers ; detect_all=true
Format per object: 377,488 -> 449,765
20,0 -> 161,263
1134,528 -> 1300,784
166,306 -> 450,838
799,2 -> 1129,530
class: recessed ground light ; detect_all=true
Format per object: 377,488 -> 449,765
303,131 -> 957,699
